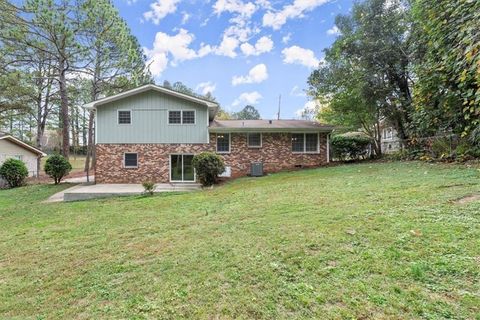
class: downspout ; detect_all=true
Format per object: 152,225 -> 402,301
326,133 -> 330,163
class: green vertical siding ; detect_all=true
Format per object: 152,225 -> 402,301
96,91 -> 209,144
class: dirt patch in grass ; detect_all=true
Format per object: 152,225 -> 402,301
454,194 -> 480,204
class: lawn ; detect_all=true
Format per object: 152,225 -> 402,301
0,162 -> 479,319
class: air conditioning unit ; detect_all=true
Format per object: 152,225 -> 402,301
250,162 -> 263,177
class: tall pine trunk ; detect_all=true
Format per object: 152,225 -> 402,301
59,57 -> 70,159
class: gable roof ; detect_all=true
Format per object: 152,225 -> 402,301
209,120 -> 335,132
0,132 -> 46,156
83,84 -> 219,119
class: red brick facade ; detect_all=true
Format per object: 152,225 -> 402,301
95,132 -> 329,183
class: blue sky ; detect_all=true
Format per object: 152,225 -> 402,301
112,0 -> 353,119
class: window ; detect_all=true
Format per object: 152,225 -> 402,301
14,155 -> 24,161
124,153 -> 138,168
216,133 -> 230,153
305,133 -> 318,152
169,111 -> 181,124
247,133 -> 262,148
118,110 -> 131,124
292,134 -> 304,152
168,110 -> 195,124
292,133 -> 319,153
182,111 -> 195,124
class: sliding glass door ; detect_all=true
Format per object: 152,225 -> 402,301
170,154 -> 195,182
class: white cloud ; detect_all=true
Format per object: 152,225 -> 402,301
263,0 -> 331,30
240,36 -> 273,56
295,100 -> 319,119
145,29 -> 212,76
181,12 -> 191,25
143,0 -> 179,25
232,91 -> 263,106
282,32 -> 292,44
327,25 -> 341,36
282,45 -> 320,68
215,36 -> 240,58
290,85 -> 306,97
196,81 -> 217,95
232,64 -> 268,86
213,0 -> 257,17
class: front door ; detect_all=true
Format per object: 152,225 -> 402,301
170,154 -> 195,182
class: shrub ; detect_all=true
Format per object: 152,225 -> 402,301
142,181 -> 156,195
44,154 -> 72,184
331,134 -> 371,161
192,152 -> 225,187
0,158 -> 29,188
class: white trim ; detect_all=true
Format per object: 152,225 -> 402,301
117,109 -> 132,125
83,84 -> 219,110
123,152 -> 138,168
169,154 -> 196,183
247,132 -> 262,148
216,133 -> 231,154
0,136 -> 46,156
168,110 -> 182,125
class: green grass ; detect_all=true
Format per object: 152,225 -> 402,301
41,155 -> 86,171
1,162 -> 479,319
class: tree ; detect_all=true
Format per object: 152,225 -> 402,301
79,0 -> 150,172
411,0 -> 480,141
308,0 -> 413,155
233,105 -> 261,120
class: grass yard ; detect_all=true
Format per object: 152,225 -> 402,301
0,162 -> 479,319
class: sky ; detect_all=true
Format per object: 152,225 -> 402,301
112,0 -> 354,119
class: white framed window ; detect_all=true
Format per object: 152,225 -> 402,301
168,110 -> 196,124
216,133 -> 230,153
118,110 -> 131,124
124,153 -> 138,168
247,133 -> 262,148
14,155 -> 24,161
292,133 -> 319,153
182,110 -> 195,124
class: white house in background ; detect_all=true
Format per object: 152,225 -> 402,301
380,125 -> 402,154
0,132 -> 46,179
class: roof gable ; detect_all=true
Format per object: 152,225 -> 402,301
0,134 -> 46,156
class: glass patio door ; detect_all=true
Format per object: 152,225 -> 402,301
170,154 -> 195,182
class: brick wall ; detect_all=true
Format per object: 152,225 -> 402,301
95,132 -> 329,183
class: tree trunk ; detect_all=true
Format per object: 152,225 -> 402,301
84,110 -> 95,172
59,58 -> 70,159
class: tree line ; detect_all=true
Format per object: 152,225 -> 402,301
0,0 -> 151,172
308,0 -> 479,156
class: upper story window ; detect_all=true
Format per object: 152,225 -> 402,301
118,110 -> 131,124
124,153 -> 138,168
247,133 -> 262,148
292,133 -> 319,153
168,110 -> 196,124
216,133 -> 230,153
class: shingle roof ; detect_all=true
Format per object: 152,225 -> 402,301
0,132 -> 46,156
209,120 -> 334,132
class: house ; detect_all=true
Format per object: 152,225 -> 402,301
84,84 -> 334,184
0,132 -> 46,184
380,124 -> 402,154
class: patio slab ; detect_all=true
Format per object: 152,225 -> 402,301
45,183 -> 202,202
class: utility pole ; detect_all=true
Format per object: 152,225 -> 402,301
277,94 -> 281,120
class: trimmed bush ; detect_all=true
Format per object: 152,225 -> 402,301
44,154 -> 72,184
331,135 -> 371,161
142,181 -> 156,195
192,152 -> 225,187
0,158 -> 29,188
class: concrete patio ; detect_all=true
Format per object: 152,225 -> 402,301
45,183 -> 202,202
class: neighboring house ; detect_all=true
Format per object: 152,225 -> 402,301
84,84 -> 334,184
0,132 -> 46,185
380,124 -> 402,154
